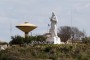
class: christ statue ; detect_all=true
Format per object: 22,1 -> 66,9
46,12 -> 63,44
49,12 -> 58,37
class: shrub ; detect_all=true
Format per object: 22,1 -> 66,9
0,44 -> 90,60
9,35 -> 47,45
82,37 -> 90,44
9,35 -> 24,45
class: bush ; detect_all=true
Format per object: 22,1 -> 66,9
0,44 -> 90,60
82,37 -> 90,44
9,35 -> 24,45
9,35 -> 47,45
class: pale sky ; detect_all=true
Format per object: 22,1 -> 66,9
0,0 -> 90,42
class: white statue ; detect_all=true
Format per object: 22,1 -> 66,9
49,12 -> 58,37
46,12 -> 64,44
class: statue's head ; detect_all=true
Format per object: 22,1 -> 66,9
50,12 -> 57,23
52,12 -> 55,17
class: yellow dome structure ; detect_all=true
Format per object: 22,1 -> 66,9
16,22 -> 37,38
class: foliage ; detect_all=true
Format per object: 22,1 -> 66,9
9,35 -> 24,45
0,44 -> 90,60
28,35 -> 46,42
58,26 -> 71,42
9,35 -> 46,45
82,37 -> 90,44
58,26 -> 85,42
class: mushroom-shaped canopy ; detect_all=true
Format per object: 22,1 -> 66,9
16,22 -> 37,32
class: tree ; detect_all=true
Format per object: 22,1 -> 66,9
58,26 -> 85,42
71,27 -> 85,40
9,35 -> 24,45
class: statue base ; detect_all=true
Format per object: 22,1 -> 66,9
46,36 -> 64,44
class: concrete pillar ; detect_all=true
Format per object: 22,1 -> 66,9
25,32 -> 29,38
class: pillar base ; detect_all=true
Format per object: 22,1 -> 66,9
46,36 -> 64,44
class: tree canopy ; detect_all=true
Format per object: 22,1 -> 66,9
58,26 -> 85,42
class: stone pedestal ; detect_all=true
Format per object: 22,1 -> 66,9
46,36 -> 64,44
